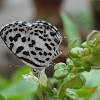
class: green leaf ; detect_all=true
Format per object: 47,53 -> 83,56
82,69 -> 100,100
76,86 -> 97,100
0,94 -> 7,100
1,79 -> 37,100
58,74 -> 85,100
66,74 -> 86,89
60,11 -> 82,47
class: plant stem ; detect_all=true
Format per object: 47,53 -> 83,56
58,77 -> 67,100
70,67 -> 79,73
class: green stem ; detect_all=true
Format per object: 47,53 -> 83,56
58,77 -> 67,100
70,67 -> 79,73
37,86 -> 44,100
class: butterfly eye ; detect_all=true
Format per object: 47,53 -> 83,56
50,32 -> 56,36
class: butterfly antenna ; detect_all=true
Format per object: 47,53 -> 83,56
10,65 -> 26,68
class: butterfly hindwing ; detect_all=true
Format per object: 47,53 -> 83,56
27,21 -> 62,67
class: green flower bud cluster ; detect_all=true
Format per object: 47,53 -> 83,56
54,63 -> 69,80
65,31 -> 100,73
82,31 -> 100,66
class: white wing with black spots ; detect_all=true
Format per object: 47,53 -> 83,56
0,21 -> 36,68
0,20 -> 62,70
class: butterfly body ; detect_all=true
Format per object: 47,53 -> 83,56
0,20 -> 62,70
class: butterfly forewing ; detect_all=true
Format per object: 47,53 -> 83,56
0,20 -> 62,70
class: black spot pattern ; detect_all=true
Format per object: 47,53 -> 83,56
43,38 -> 46,41
35,57 -> 45,63
39,30 -> 43,34
50,32 -> 56,36
54,38 -> 60,44
53,47 -> 56,51
45,43 -> 52,51
48,39 -> 51,41
50,43 -> 55,46
4,36 -> 6,42
14,36 -> 18,42
9,43 -> 14,50
28,37 -> 30,41
30,32 -> 33,34
23,51 -> 29,56
34,30 -> 38,32
32,40 -> 35,45
19,25 -> 22,27
34,33 -> 38,36
39,52 -> 42,55
44,51 -> 47,56
34,26 -> 38,28
9,36 -> 13,42
39,26 -> 43,29
14,28 -> 18,31
16,46 -> 24,54
48,53 -> 52,56
44,34 -> 48,37
5,31 -> 9,35
22,37 -> 26,42
19,29 -> 24,32
20,57 -> 42,67
9,29 -> 12,32
46,58 -> 50,61
16,33 -> 21,37
39,36 -> 43,40
31,51 -> 36,55
35,47 -> 42,51
29,44 -> 33,47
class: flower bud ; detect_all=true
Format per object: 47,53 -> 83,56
87,39 -> 96,47
81,48 -> 91,56
66,58 -> 74,70
74,59 -> 82,67
54,69 -> 68,80
78,67 -> 85,73
69,47 -> 83,58
84,62 -> 91,72
54,62 -> 68,71
81,42 -> 89,48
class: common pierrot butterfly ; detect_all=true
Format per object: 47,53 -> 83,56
0,20 -> 62,71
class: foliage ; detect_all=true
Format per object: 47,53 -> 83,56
0,12 -> 100,100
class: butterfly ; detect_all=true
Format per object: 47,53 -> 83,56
0,20 -> 62,71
